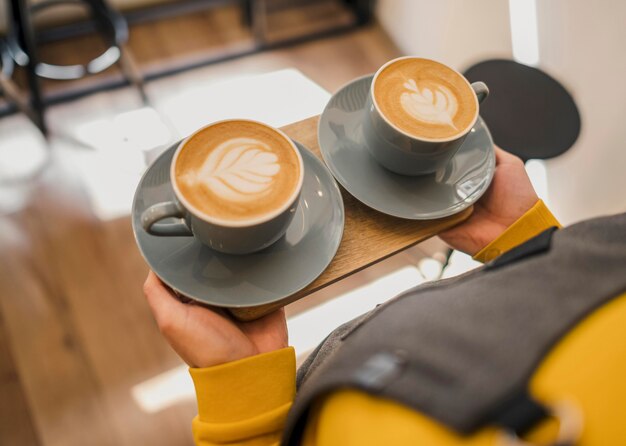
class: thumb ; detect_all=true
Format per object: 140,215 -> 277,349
142,271 -> 187,334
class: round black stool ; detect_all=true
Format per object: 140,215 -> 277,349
5,0 -> 145,134
8,0 -> 133,80
464,59 -> 581,162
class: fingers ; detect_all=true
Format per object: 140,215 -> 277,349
143,271 -> 185,333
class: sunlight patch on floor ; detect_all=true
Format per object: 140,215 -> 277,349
72,107 -> 173,153
0,116 -> 50,214
33,69 -> 330,221
152,69 -> 331,136
132,364 -> 193,413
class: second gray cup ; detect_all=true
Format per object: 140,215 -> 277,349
363,57 -> 489,176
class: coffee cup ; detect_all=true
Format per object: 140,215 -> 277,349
363,56 -> 489,175
141,119 -> 304,255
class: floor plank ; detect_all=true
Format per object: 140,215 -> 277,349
0,298 -> 41,446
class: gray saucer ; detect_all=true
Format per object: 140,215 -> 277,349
318,74 -> 496,220
132,140 -> 344,308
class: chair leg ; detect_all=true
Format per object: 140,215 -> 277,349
0,73 -> 38,123
9,0 -> 48,135
118,43 -> 147,104
251,0 -> 268,45
241,0 -> 253,27
89,0 -> 147,103
343,0 -> 372,25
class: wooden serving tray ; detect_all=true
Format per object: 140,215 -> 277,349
228,116 -> 472,321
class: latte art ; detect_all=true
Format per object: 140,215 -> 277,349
181,138 -> 280,202
373,58 -> 477,140
174,120 -> 302,222
400,79 -> 458,129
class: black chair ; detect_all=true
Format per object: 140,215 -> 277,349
6,0 -> 146,135
463,59 -> 581,162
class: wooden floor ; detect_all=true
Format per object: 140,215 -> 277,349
0,5 -> 399,445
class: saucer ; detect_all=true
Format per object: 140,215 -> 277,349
318,74 -> 496,219
132,140 -> 344,308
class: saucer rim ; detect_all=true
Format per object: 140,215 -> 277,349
318,73 -> 496,220
131,139 -> 345,308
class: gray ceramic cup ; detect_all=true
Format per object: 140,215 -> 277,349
363,57 -> 489,175
140,120 -> 304,255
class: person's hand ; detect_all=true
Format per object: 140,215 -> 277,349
143,271 -> 288,368
439,146 -> 538,256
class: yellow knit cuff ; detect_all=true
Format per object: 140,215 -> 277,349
189,347 -> 295,442
473,200 -> 561,263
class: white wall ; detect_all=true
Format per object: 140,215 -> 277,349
376,0 -> 626,224
536,1 -> 626,224
375,0 -> 513,72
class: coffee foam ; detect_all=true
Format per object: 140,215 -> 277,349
180,137 -> 280,202
174,121 -> 301,222
374,58 -> 477,140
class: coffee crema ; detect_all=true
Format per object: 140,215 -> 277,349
174,120 -> 301,222
373,58 -> 477,140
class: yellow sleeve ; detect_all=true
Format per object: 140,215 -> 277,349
473,200 -> 561,263
189,347 -> 296,446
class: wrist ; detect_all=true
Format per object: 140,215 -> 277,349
474,200 -> 560,262
471,223 -> 511,257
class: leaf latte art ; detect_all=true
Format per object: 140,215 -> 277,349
373,58 -> 477,139
182,137 -> 280,202
175,120 -> 302,221
400,79 -> 458,128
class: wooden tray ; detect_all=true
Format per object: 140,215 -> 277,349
229,116 -> 472,321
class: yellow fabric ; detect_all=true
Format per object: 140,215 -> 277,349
473,199 -> 561,263
190,201 -> 626,445
190,347 -> 295,445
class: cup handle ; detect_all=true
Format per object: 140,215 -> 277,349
471,81 -> 490,104
141,201 -> 193,237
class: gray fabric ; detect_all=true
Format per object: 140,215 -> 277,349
296,309 -> 375,387
295,267 -> 479,389
283,213 -> 626,444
